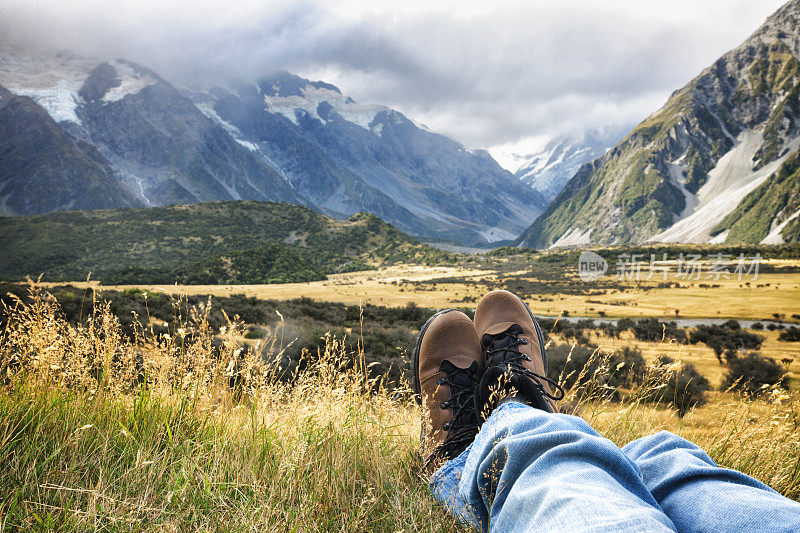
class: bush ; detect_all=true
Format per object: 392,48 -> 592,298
244,327 -> 266,339
598,322 -> 621,339
619,318 -> 687,343
647,355 -> 711,417
721,353 -> 790,396
546,343 -> 646,397
751,322 -> 764,330
778,326 -> 800,342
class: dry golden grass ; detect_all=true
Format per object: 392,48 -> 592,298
573,330 -> 800,387
1,285 -> 798,531
42,265 -> 800,322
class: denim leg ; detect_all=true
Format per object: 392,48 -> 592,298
430,401 -> 676,532
622,431 -> 800,533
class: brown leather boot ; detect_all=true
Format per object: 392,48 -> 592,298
473,290 -> 563,417
413,309 -> 483,468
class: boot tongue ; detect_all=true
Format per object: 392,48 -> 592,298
439,360 -> 477,392
483,324 -> 524,363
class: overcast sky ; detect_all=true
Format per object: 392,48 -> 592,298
1,0 -> 789,165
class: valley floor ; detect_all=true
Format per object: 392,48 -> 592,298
45,261 -> 800,322
3,273 -> 800,530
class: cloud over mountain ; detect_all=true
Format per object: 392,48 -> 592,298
1,1 -> 787,157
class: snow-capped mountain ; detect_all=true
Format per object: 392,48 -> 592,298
190,72 -> 547,244
0,46 -> 301,214
512,131 -> 619,202
517,0 -> 800,248
0,47 -> 546,245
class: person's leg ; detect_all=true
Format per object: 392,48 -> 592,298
622,431 -> 800,533
431,400 -> 676,532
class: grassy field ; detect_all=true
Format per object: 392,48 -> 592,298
1,284 -> 799,531
567,330 -> 800,387
47,262 -> 800,321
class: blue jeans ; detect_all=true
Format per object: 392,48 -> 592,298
431,401 -> 800,532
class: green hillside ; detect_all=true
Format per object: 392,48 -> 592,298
0,201 -> 455,284
711,148 -> 800,243
516,5 -> 800,248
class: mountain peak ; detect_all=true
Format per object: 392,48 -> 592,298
257,71 -> 342,98
517,0 -> 800,248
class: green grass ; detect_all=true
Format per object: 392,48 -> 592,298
0,201 -> 457,284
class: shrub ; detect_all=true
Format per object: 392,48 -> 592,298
778,326 -> 800,342
598,322 -> 621,339
646,355 -> 711,417
244,327 -> 266,339
619,318 -> 687,343
721,353 -> 790,396
546,344 -> 646,397
751,322 -> 764,330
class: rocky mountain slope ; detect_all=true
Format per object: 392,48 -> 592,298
0,86 -> 141,215
0,50 -> 301,213
0,48 -> 545,246
191,73 -> 546,245
518,0 -> 800,248
512,131 -> 619,202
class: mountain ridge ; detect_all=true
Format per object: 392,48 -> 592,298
0,48 -> 546,246
517,0 -> 800,248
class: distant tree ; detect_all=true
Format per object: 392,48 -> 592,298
690,325 -> 764,364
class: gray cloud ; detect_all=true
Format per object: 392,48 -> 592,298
0,0 -> 788,154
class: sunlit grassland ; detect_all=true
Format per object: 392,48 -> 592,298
42,264 -> 800,322
1,286 -> 798,531
573,330 -> 800,387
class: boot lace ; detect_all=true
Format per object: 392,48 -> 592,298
484,325 -> 565,402
429,360 -> 480,464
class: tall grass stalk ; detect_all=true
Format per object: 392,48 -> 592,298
0,285 -> 798,531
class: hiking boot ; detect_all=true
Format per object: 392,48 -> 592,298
412,309 -> 483,468
473,290 -> 563,417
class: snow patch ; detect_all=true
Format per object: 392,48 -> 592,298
195,102 -> 259,151
0,46 -> 98,125
263,85 -> 386,132
761,209 -> 800,245
651,130 -> 800,243
666,152 -> 698,219
550,228 -> 593,248
134,177 -> 152,206
101,61 -> 156,103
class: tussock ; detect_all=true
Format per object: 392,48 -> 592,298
0,284 -> 797,531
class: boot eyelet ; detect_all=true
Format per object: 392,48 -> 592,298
443,422 -> 451,430
440,402 -> 449,409
437,378 -> 447,385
